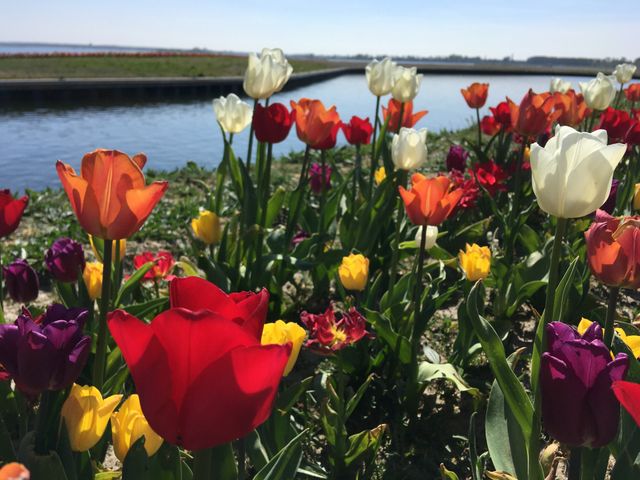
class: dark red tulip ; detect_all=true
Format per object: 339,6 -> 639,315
133,250 -> 175,282
472,160 -> 508,196
45,237 -> 86,283
625,120 -> 640,146
309,163 -> 332,194
253,103 -> 294,144
301,305 -> 371,353
341,116 -> 373,145
489,101 -> 512,131
480,115 -> 500,136
595,107 -> 634,143
445,145 -> 469,172
0,190 -> 28,239
3,259 -> 39,303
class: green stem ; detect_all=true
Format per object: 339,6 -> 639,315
388,170 -> 408,292
413,225 -> 428,339
603,286 -> 619,348
319,150 -> 328,238
245,99 -> 258,173
254,143 -> 273,287
214,132 -> 233,214
352,144 -> 361,209
475,108 -> 482,148
568,447 -> 581,480
92,239 -> 113,390
368,96 -> 381,202
505,140 -> 528,265
192,448 -> 213,480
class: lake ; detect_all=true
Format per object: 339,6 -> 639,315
0,73 -> 595,191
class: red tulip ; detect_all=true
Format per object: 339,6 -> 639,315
461,82 -> 489,109
133,251 -> 175,282
253,103 -> 294,144
625,84 -> 640,103
0,190 -> 28,239
480,116 -> 500,136
626,120 -> 640,145
399,173 -> 463,226
341,116 -> 373,145
507,89 -> 560,138
472,160 -> 508,196
613,380 -> 640,427
382,99 -> 428,131
107,277 -> 290,450
489,101 -> 512,131
595,107 -> 634,143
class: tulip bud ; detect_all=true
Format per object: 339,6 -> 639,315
415,226 -> 438,250
445,145 -> 469,172
45,237 -> 86,283
391,128 -> 428,171
212,93 -> 253,134
0,190 -> 28,239
374,167 -> 387,185
458,243 -> 491,281
253,103 -> 294,144
191,209 -> 221,245
578,317 -> 640,358
549,77 -> 571,94
309,163 -> 332,194
3,259 -> 39,303
111,394 -> 163,461
391,66 -> 422,103
460,82 -> 489,109
83,262 -> 103,300
261,320 -> 307,376
243,48 -> 293,100
341,116 -> 373,145
61,384 -> 122,452
338,253 -> 369,291
614,63 -> 637,84
579,73 -> 616,110
365,57 -> 397,97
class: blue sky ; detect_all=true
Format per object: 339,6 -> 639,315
2,0 -> 638,59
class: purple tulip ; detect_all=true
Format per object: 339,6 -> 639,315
541,321 -> 628,447
600,179 -> 620,215
3,258 -> 39,303
45,237 -> 86,283
309,162 -> 332,194
0,304 -> 90,396
445,145 -> 469,172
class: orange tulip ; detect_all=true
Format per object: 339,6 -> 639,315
507,89 -> 560,138
0,463 -> 29,479
290,99 -> 341,150
553,90 -> 590,127
381,99 -> 428,131
57,149 -> 168,240
461,82 -> 489,109
399,173 -> 463,226
625,84 -> 640,103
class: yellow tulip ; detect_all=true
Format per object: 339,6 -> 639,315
83,262 -> 103,300
578,318 -> 640,358
634,183 -> 640,211
89,235 -> 126,262
374,167 -> 386,185
61,384 -> 122,452
191,209 -> 221,245
338,253 -> 369,291
459,243 -> 491,281
111,394 -> 163,461
261,320 -> 306,376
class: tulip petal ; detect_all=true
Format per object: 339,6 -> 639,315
613,380 -> 640,427
169,276 -> 244,321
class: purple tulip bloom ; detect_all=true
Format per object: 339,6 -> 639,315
0,304 -> 90,396
3,258 -> 39,303
541,321 -> 628,448
45,237 -> 86,283
309,162 -> 332,194
600,179 -> 620,215
445,145 -> 469,172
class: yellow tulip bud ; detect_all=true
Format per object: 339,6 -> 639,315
83,262 -> 103,300
634,183 -> 640,211
338,253 -> 369,291
89,235 -> 126,262
261,320 -> 307,376
374,166 -> 386,185
458,243 -> 491,281
61,384 -> 122,452
111,394 -> 163,461
191,209 -> 221,245
523,146 -> 531,163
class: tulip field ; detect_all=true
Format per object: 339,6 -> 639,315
2,49 -> 640,480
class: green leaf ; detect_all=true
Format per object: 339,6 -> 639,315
266,187 -> 286,227
417,362 -> 480,397
209,442 -> 238,480
17,432 -> 69,480
114,261 -> 154,307
468,412 -> 481,480
276,377 -> 313,414
439,463 -> 460,480
122,437 -> 150,479
345,374 -> 374,420
344,424 -> 386,468
0,412 -> 16,461
253,429 -> 307,480
123,297 -> 170,319
551,256 -> 580,323
364,309 -> 411,364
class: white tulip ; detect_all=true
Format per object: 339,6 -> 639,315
212,94 -> 253,134
415,225 -> 438,250
550,77 -> 572,94
613,63 -> 637,84
365,57 -> 397,97
391,127 -> 428,171
391,66 -> 423,103
579,73 -> 616,110
530,125 -> 626,218
243,48 -> 293,100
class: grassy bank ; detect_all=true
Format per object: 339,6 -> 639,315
0,54 -> 336,79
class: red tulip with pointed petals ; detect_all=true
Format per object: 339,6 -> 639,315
0,190 -> 28,239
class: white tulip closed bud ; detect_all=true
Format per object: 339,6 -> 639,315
212,94 -> 253,134
243,48 -> 293,100
613,63 -> 637,84
365,57 -> 397,97
391,66 -> 423,103
531,126 -> 626,219
579,73 -> 616,110
550,77 -> 572,94
392,127 -> 428,171
415,225 -> 438,250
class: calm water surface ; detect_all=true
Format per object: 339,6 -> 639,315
1,73 -> 593,191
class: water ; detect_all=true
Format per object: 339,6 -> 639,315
0,73 -> 595,191
0,42 -> 161,54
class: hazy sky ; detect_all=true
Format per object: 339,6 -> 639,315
3,0 -> 638,60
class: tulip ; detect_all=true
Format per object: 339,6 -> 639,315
0,190 -> 28,238
111,394 -> 163,461
530,126 -> 626,218
191,209 -> 221,245
585,210 -> 640,289
243,48 -> 293,100
612,380 -> 640,427
580,73 -> 617,111
374,167 -> 387,185
61,383 -> 122,452
261,320 -> 306,376
57,149 -> 168,240
445,145 -> 469,172
541,321 -> 628,448
212,93 -> 253,134
550,77 -> 572,94
107,277 -> 290,450
507,89 -> 559,138
301,306 -> 371,352
341,116 -> 373,145
253,103 -> 294,144
291,99 -> 342,150
0,305 -> 90,396
625,84 -> 640,103
599,179 -> 620,215
391,66 -> 423,103
460,82 -> 489,109
553,90 -> 590,127
614,63 -> 637,84
45,238 -> 85,283
596,107 -> 634,143
89,235 -> 126,262
133,251 -> 175,282
578,318 -> 640,358
626,121 -> 640,146
382,99 -> 428,131
399,173 -> 463,226
0,463 -> 29,480
3,259 -> 38,304
83,262 -> 103,300
459,243 -> 491,281
473,160 -> 508,196
338,253 -> 369,292
391,127 -> 428,171
365,57 -> 397,97
309,162 -> 332,194
450,170 -> 480,209
415,225 -> 438,250
480,115 -> 500,136
489,101 -> 512,131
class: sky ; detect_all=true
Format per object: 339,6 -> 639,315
2,0 -> 638,60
